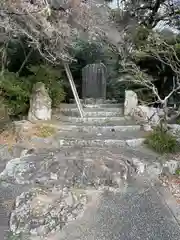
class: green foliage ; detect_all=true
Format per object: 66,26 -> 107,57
109,9 -> 123,24
6,231 -> 29,240
0,65 -> 66,117
145,126 -> 179,154
70,39 -> 120,100
6,37 -> 41,74
106,79 -> 126,102
133,26 -> 150,48
175,169 -> 180,175
72,40 -> 106,65
0,71 -> 30,116
175,43 -> 180,55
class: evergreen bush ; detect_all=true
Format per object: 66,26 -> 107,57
0,65 -> 66,117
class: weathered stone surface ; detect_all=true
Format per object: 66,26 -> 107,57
125,138 -> 145,147
0,155 -> 35,185
38,181 -> 180,240
146,162 -> 163,178
0,148 -> 133,238
159,173 -> 180,202
28,82 -> 52,121
133,105 -> 160,126
0,150 -> 130,188
0,144 -> 14,161
10,187 -> 88,237
142,123 -> 153,132
168,124 -> 180,137
131,157 -> 145,174
124,90 -> 138,116
163,160 -> 179,175
1,100 -> 180,240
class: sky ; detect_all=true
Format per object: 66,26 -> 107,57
108,0 -> 119,9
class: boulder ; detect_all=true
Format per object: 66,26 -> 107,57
124,90 -> 138,116
133,105 -> 161,126
28,82 -> 52,121
163,160 -> 179,175
10,187 -> 88,237
6,148 -> 132,238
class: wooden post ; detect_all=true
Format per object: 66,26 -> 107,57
64,62 -> 84,118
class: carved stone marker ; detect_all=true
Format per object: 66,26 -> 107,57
82,63 -> 107,101
28,82 -> 52,121
124,90 -> 138,116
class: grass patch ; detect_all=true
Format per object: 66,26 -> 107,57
175,168 -> 180,175
33,124 -> 56,138
144,126 -> 179,154
0,122 -> 18,146
6,231 -> 29,240
175,118 -> 180,125
0,122 -> 57,148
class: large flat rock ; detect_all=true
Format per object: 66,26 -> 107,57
0,146 -> 179,240
51,179 -> 180,240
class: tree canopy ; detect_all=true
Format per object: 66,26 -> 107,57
0,0 -> 180,108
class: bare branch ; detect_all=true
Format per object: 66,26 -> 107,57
1,0 -> 115,63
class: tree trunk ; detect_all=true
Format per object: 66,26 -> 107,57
162,100 -> 168,130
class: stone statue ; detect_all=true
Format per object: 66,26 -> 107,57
28,82 -> 52,121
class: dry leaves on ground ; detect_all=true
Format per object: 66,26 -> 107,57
0,121 -> 57,147
159,173 -> 180,203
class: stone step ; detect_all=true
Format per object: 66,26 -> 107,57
55,129 -> 147,147
69,98 -> 118,104
56,107 -> 122,112
46,145 -> 159,172
50,144 -> 157,157
58,138 -> 145,147
55,124 -> 141,132
55,110 -> 123,117
53,116 -> 133,125
52,117 -> 138,126
56,128 -> 146,139
59,103 -> 123,109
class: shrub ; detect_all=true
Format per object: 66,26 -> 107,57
27,65 -> 66,107
0,65 -> 66,117
175,169 -> 180,175
0,71 -> 30,116
176,118 -> 180,125
145,126 -> 179,154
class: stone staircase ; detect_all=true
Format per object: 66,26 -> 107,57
1,101 -> 180,240
52,101 -> 147,148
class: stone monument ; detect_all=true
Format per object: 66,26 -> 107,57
82,63 -> 107,102
28,82 -> 52,121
